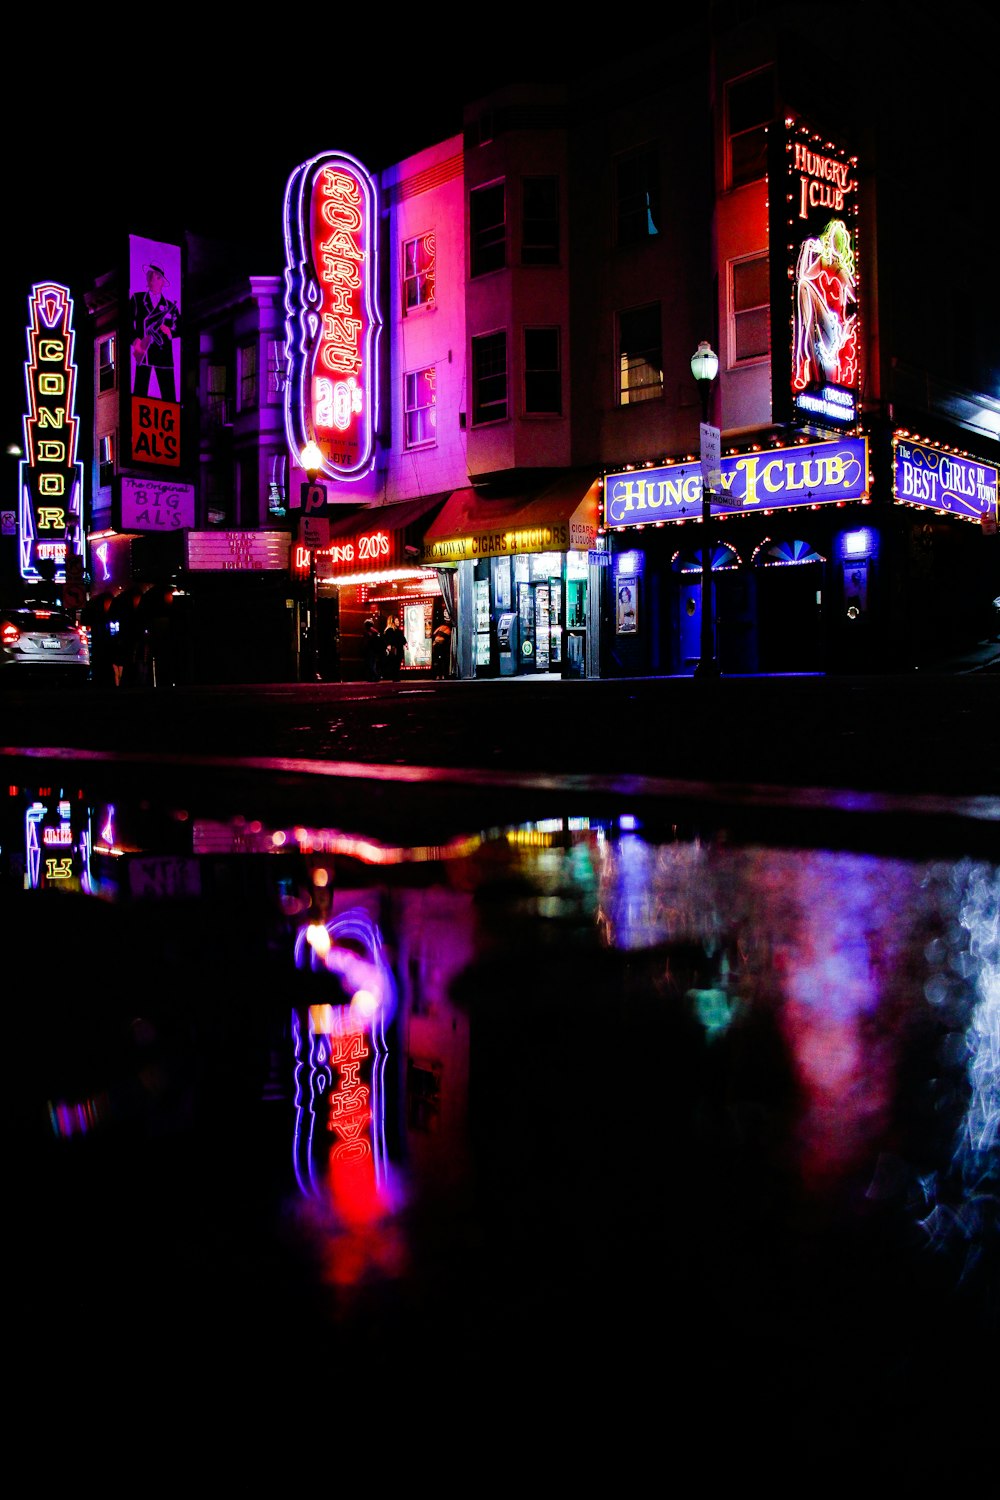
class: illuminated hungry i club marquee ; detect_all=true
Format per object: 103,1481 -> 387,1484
283,150 -> 382,483
18,282 -> 85,583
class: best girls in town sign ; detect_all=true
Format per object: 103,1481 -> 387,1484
19,281 -> 85,583
283,150 -> 382,482
893,434 -> 998,523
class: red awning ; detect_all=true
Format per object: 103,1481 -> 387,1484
422,471 -> 600,562
323,492 -> 449,541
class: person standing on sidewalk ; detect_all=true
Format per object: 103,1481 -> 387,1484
382,614 -> 406,680
362,605 -> 382,681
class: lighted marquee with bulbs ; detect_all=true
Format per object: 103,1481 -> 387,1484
892,432 -> 998,524
18,282 -> 85,583
602,436 -> 869,529
770,118 -> 861,431
283,150 -> 382,485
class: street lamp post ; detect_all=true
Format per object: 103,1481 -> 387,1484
300,443 -> 324,681
690,340 -> 721,679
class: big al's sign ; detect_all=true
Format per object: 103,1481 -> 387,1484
604,437 -> 869,527
127,235 -> 183,469
284,150 -> 381,482
771,119 -> 860,430
19,282 -> 85,584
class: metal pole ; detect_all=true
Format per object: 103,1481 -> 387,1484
695,383 -> 719,679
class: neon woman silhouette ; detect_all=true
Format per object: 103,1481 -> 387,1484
793,219 -> 857,390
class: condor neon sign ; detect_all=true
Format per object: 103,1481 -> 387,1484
284,150 -> 382,482
19,282 -> 85,583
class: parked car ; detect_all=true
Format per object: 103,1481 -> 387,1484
0,605 -> 90,679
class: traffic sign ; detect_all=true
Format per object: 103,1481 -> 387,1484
700,422 -> 722,491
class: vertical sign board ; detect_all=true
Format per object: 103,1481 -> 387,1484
18,282 -> 85,584
283,150 -> 382,483
770,119 -> 860,430
126,235 -> 183,469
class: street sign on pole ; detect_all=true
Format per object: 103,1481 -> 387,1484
700,422 -> 722,491
300,516 -> 330,549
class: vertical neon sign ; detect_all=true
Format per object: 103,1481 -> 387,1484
19,282 -> 85,583
283,150 -> 381,482
782,121 -> 860,429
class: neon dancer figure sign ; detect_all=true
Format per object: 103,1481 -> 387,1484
783,122 -> 860,429
19,282 -> 85,583
284,150 -> 382,483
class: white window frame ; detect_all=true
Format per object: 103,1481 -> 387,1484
729,252 -> 771,365
404,365 -> 437,448
403,232 -> 436,312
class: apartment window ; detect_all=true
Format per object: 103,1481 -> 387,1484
238,453 -> 258,526
98,433 -> 114,489
615,144 -> 660,247
206,364 -> 230,427
237,343 -> 258,412
731,254 -> 771,362
470,181 -> 506,277
522,177 -> 559,265
618,304 -> 663,404
403,232 -> 436,311
524,328 -> 561,414
98,336 -> 116,392
204,463 -> 231,526
266,340 -> 286,402
471,331 -> 508,424
727,67 -> 773,189
404,366 -> 437,447
267,453 -> 287,516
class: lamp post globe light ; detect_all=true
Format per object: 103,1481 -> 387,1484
690,341 -> 721,680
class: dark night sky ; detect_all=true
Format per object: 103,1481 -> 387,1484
3,25 -> 610,442
5,4 -> 998,451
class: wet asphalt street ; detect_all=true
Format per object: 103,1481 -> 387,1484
1,669 -> 997,783
3,669 -> 999,856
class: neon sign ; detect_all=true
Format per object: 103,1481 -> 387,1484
893,435 -> 998,523
774,121 -> 860,430
284,150 -> 382,482
603,437 -> 869,527
19,282 -> 84,583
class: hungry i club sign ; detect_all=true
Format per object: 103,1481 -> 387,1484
283,150 -> 382,483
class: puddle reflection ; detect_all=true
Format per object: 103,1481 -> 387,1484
6,769 -> 998,1459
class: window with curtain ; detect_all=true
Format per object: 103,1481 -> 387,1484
617,304 -> 663,404
405,366 -> 437,447
403,232 -> 436,310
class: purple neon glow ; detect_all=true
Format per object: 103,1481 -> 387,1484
291,907 -> 394,1205
283,150 -> 382,483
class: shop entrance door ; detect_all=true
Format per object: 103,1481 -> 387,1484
516,580 -> 558,673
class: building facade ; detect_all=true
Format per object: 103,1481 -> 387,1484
77,8 -> 998,685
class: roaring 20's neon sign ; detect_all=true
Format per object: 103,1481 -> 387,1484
19,282 -> 85,583
284,150 -> 382,482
